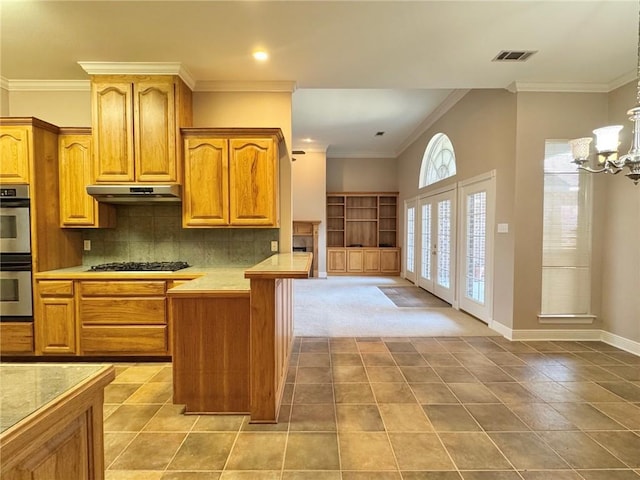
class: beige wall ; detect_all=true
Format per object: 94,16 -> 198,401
8,90 -> 91,126
0,87 -> 9,116
601,81 -> 640,343
292,151 -> 327,276
327,157 -> 398,193
397,89 -> 517,329
513,92 -> 608,331
193,91 -> 293,251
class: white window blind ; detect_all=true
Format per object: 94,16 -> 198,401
437,200 -> 451,288
541,141 -> 593,315
421,203 -> 432,280
406,206 -> 415,274
465,191 -> 487,304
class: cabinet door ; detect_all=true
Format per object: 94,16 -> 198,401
59,133 -> 115,228
35,280 -> 76,355
183,137 -> 229,226
229,138 -> 278,226
364,249 -> 380,272
92,81 -> 135,182
134,79 -> 178,182
0,126 -> 30,184
327,248 -> 346,273
347,249 -> 364,273
381,248 -> 400,273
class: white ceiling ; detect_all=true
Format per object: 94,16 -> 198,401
1,0 -> 637,157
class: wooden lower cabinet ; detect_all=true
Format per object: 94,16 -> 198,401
35,280 -> 76,355
327,247 -> 400,275
327,248 -> 346,273
0,323 -> 34,354
171,294 -> 251,413
79,280 -> 169,356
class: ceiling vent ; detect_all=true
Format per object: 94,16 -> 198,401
492,50 -> 537,62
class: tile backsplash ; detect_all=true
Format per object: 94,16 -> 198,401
81,205 -> 279,267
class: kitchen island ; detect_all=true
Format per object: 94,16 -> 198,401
168,253 -> 312,423
0,363 -> 115,479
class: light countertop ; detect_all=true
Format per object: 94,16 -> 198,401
0,363 -> 114,434
34,253 -> 313,293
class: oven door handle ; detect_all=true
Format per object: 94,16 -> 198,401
0,264 -> 32,271
0,199 -> 30,208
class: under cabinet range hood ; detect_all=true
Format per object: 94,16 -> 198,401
86,184 -> 181,204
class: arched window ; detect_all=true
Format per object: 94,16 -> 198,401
419,133 -> 457,188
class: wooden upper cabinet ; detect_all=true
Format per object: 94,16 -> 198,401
181,129 -> 282,228
92,80 -> 134,182
229,138 -> 278,226
91,75 -> 192,184
0,126 -> 30,184
183,137 -> 229,226
58,129 -> 115,228
134,80 -> 177,182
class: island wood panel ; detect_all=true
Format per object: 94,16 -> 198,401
0,366 -> 114,480
171,294 -> 250,413
249,277 -> 293,423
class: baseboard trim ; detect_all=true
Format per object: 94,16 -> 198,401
489,322 -> 640,356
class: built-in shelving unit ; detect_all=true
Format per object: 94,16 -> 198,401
326,192 -> 400,275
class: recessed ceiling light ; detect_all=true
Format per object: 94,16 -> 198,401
302,138 -> 313,143
253,50 -> 269,61
375,131 -> 385,136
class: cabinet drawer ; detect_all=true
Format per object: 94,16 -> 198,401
80,298 -> 166,324
81,325 -> 167,355
81,280 -> 165,296
37,280 -> 74,297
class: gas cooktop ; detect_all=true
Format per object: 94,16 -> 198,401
89,261 -> 190,272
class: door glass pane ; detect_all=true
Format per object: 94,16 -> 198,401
421,203 -> 431,280
465,191 -> 486,304
0,278 -> 19,302
0,215 -> 17,240
437,200 -> 451,288
406,206 -> 415,273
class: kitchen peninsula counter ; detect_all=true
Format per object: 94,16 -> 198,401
168,253 -> 312,423
0,363 -> 115,479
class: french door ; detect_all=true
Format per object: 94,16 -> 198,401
417,188 -> 456,305
457,172 -> 495,322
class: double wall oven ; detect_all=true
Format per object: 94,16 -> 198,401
0,185 -> 33,320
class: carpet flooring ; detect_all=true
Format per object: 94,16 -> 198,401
294,276 -> 496,338
378,286 -> 452,308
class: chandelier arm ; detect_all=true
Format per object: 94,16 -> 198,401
576,164 -> 609,174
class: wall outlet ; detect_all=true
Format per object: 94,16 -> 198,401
83,240 -> 91,251
271,240 -> 278,252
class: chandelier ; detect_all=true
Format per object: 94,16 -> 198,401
568,6 -> 640,185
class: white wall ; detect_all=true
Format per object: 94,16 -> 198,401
292,150 -> 327,276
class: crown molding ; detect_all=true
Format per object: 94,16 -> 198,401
396,89 -> 470,157
0,77 -> 9,90
77,62 -> 196,90
195,80 -> 296,93
2,79 -> 90,92
506,81 -> 611,93
608,70 -> 637,92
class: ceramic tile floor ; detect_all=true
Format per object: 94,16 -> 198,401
103,336 -> 640,480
